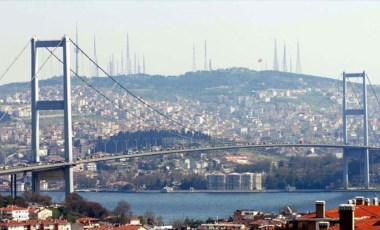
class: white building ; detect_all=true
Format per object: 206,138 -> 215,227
0,206 -> 29,221
207,173 -> 226,190
226,173 -> 241,190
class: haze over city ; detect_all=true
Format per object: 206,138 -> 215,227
2,1 -> 380,85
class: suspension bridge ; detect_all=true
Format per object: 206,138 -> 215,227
0,36 -> 378,198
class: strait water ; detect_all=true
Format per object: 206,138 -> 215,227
39,191 -> 378,223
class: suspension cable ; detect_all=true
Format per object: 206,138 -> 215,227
69,38 -> 233,144
0,39 -> 63,123
46,47 -> 203,143
0,41 -> 30,83
346,74 -> 380,146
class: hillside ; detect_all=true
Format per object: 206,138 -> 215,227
0,68 -> 339,101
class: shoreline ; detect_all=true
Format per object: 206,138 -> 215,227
4,189 -> 379,194
70,188 -> 380,193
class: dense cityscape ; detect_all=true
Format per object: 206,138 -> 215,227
3,1 -> 380,229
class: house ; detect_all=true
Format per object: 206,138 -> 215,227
113,226 -> 148,230
76,217 -> 100,229
0,206 -> 29,221
29,207 -> 53,220
130,216 -> 141,225
293,196 -> 380,230
199,223 -> 247,230
0,219 -> 70,230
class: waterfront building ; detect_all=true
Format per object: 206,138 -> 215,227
207,173 -> 226,190
226,173 -> 241,190
241,173 -> 254,190
252,173 -> 262,190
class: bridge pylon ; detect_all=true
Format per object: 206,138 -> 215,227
31,36 -> 73,197
342,71 -> 369,189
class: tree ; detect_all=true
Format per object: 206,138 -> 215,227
171,219 -> 184,229
64,193 -> 109,220
156,216 -> 164,226
113,200 -> 132,225
144,210 -> 155,225
23,191 -> 52,206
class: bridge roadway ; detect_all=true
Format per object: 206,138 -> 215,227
1,143 -> 379,176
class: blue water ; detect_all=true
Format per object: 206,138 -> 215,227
37,191 -> 378,223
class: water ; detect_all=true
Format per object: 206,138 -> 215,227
37,191 -> 377,223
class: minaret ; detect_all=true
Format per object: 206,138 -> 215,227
126,34 -> 132,75
75,22 -> 79,75
93,36 -> 99,77
192,42 -> 196,72
273,39 -> 279,71
204,40 -> 208,71
143,56 -> 145,74
296,40 -> 302,74
282,44 -> 287,72
289,57 -> 293,73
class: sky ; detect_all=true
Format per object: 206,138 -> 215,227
1,1 -> 380,85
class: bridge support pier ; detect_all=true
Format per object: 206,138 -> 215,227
65,166 -> 73,197
343,72 -> 369,189
31,36 -> 73,197
10,174 -> 17,198
343,154 -> 349,189
31,172 -> 40,194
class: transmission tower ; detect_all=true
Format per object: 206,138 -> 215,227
93,36 -> 99,77
204,40 -> 208,71
126,34 -> 132,75
296,40 -> 302,74
282,44 -> 287,72
192,42 -> 196,72
273,39 -> 279,71
75,22 -> 79,76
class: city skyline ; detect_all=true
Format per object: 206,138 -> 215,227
1,1 -> 380,85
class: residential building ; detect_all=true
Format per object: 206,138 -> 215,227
0,206 -> 29,221
207,173 -> 226,190
226,173 -> 241,190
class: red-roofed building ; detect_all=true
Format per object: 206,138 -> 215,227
113,226 -> 147,230
28,207 -> 53,220
0,219 -> 70,230
76,217 -> 100,229
293,196 -> 380,230
0,206 -> 29,221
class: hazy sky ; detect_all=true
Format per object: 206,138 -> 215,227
2,1 -> 380,85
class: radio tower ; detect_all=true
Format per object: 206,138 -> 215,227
282,44 -> 287,72
93,36 -> 99,77
143,55 -> 145,74
204,40 -> 208,71
120,50 -> 124,75
75,22 -> 79,75
273,39 -> 279,71
296,40 -> 302,74
192,42 -> 196,72
126,34 -> 132,75
134,53 -> 136,74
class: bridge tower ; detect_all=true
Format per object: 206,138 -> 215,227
342,71 -> 369,189
31,36 -> 73,197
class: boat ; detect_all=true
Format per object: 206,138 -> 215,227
161,186 -> 174,193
